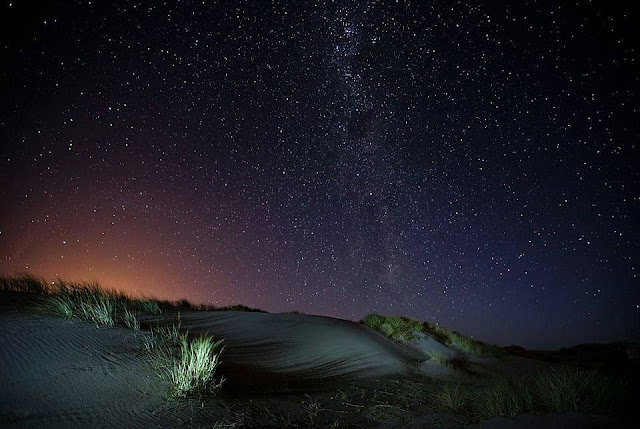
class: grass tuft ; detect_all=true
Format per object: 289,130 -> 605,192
0,273 -> 50,294
138,299 -> 161,315
473,376 -> 535,420
79,294 -> 115,325
534,367 -> 623,415
434,385 -> 466,414
144,322 -> 224,397
122,306 -> 140,330
169,334 -> 225,397
361,314 -> 422,342
362,313 -> 502,355
447,332 -> 502,357
0,274 -> 163,327
422,321 -> 452,344
429,351 -> 470,372
468,367 -> 623,421
45,294 -> 74,319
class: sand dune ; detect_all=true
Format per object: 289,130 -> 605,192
145,311 -> 430,384
2,301 -> 627,428
0,307 -> 171,428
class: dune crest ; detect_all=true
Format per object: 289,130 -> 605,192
146,311 -> 427,383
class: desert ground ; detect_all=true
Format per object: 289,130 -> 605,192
0,286 -> 635,428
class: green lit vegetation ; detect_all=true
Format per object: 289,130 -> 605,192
362,312 -> 502,356
361,314 -> 423,342
144,321 -> 224,397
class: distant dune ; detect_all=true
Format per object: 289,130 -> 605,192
143,311 -> 431,386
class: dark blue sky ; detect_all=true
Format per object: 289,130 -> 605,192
1,0 -> 638,349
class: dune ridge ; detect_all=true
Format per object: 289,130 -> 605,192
144,311 -> 429,384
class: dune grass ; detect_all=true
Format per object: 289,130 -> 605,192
434,385 -> 466,414
0,273 -> 165,327
361,314 -> 423,342
171,334 -> 225,397
422,322 -> 503,357
473,376 -> 535,419
362,313 -> 502,356
533,367 -> 624,415
447,332 -> 503,357
433,367 -> 625,422
428,351 -> 470,372
38,281 -> 118,325
0,273 -> 50,294
144,321 -> 224,397
122,305 -> 140,330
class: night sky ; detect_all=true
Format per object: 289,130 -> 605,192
1,0 -> 638,349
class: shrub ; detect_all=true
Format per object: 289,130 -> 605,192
217,304 -> 267,313
176,299 -> 192,309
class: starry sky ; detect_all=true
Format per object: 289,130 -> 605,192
1,0 -> 638,349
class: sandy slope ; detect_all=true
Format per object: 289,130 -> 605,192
145,311 -> 429,383
0,307 -> 172,428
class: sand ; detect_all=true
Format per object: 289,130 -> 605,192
0,305 -> 172,428
144,311 -> 429,384
1,300 -> 628,428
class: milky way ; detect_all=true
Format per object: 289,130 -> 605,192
1,0 -> 638,348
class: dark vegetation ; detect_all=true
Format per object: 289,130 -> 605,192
0,273 -> 266,317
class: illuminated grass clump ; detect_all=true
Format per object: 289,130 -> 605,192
144,322 -> 224,397
362,313 -> 502,356
361,314 -> 423,342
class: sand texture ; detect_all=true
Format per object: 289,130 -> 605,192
0,306 -> 172,428
145,311 -> 428,383
1,300 -> 629,428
